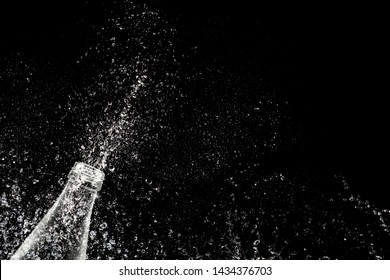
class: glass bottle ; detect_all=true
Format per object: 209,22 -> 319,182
11,162 -> 105,260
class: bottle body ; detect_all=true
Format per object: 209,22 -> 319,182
11,162 -> 105,260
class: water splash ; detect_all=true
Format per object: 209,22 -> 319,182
83,74 -> 148,170
75,3 -> 179,174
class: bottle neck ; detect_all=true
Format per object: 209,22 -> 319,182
11,181 -> 98,260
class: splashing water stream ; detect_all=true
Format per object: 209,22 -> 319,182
85,74 -> 147,170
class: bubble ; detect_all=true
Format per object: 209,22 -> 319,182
99,222 -> 108,230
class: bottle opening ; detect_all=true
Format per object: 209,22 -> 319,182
68,162 -> 105,192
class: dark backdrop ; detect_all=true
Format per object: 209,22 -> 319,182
1,1 -> 386,207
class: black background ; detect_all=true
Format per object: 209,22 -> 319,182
0,0 -> 386,208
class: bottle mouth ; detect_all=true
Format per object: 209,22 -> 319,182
68,162 -> 105,192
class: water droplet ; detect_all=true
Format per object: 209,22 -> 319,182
90,231 -> 97,240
